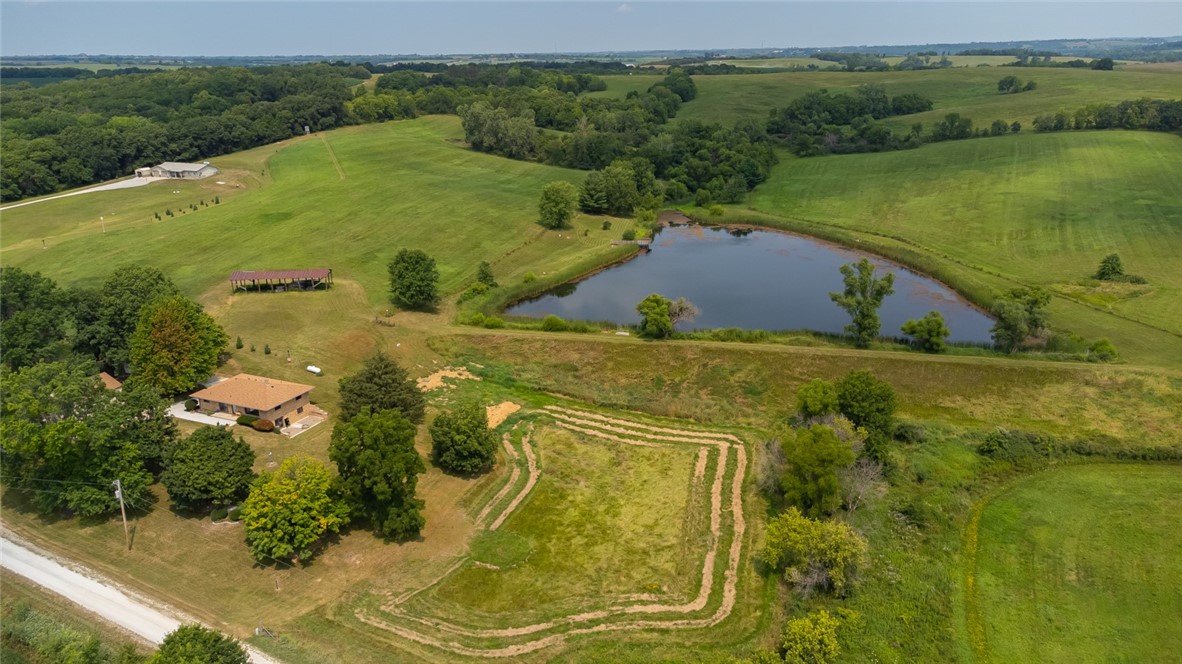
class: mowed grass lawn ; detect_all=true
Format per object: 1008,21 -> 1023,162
430,424 -> 702,617
971,464 -> 1182,663
747,130 -> 1182,363
0,115 -> 622,305
662,65 -> 1182,128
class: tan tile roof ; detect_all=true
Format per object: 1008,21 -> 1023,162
98,372 -> 123,391
190,374 -> 313,411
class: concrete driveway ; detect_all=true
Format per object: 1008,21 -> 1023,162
167,402 -> 233,427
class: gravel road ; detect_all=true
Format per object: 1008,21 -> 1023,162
0,533 -> 283,664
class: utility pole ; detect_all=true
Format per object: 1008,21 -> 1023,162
113,479 -> 130,550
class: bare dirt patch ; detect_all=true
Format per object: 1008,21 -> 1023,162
486,402 -> 521,429
417,366 -> 480,391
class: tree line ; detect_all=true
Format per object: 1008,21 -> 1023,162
1,63 -> 366,201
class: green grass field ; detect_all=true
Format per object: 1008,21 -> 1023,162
745,130 -> 1182,367
968,464 -> 1182,663
432,424 -> 703,615
632,65 -> 1182,128
0,116 -> 626,304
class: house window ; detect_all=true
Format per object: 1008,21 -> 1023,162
245,408 -> 260,416
297,406 -> 304,414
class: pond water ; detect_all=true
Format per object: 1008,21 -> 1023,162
507,225 -> 995,344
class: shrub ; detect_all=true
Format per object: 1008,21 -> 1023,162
523,271 -> 537,284
708,204 -> 725,216
1089,338 -> 1119,362
601,220 -> 612,231
235,336 -> 244,349
228,507 -> 243,521
541,314 -> 569,332
210,507 -> 228,521
892,421 -> 927,444
622,228 -> 637,241
483,316 -> 505,329
458,281 -> 489,303
184,398 -> 199,412
782,610 -> 843,664
900,310 -> 950,353
251,419 -> 275,432
466,312 -> 486,327
694,189 -> 712,207
263,344 -> 271,355
235,414 -> 259,426
796,379 -> 839,419
250,343 -> 256,352
759,507 -> 867,596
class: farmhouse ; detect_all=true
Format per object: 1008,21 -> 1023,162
135,161 -> 219,179
190,373 -> 313,428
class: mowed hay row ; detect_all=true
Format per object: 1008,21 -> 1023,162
351,408 -> 749,658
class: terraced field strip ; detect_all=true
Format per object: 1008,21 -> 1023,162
358,406 -> 748,658
473,430 -> 522,529
488,429 -> 538,531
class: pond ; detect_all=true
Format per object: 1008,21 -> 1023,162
507,225 -> 996,344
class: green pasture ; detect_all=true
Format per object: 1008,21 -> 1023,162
970,464 -> 1182,663
667,65 -> 1182,128
745,130 -> 1182,366
0,116 -> 625,304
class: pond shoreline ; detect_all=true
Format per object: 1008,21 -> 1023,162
504,215 -> 997,343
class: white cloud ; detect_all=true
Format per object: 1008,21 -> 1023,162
617,3 -> 633,13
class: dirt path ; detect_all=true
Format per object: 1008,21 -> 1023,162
0,533 -> 284,664
363,408 -> 748,657
319,135 -> 346,180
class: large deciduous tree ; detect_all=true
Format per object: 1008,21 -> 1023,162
337,352 -> 425,423
330,410 -> 426,539
780,425 -> 856,518
240,455 -> 348,563
0,358 -> 154,517
989,286 -> 1050,352
75,265 -> 180,376
835,370 -> 896,437
387,249 -> 439,311
538,181 -> 578,229
430,403 -> 497,475
129,295 -> 228,395
636,293 -> 674,339
829,259 -> 895,348
796,378 -> 839,420
152,625 -> 248,664
161,427 -> 255,512
0,267 -> 72,370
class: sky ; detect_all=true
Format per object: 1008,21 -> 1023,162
1,1 -> 1179,57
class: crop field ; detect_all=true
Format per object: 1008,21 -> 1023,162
745,130 -> 1182,367
966,464 -> 1182,663
0,116 -> 629,304
648,65 -> 1182,128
